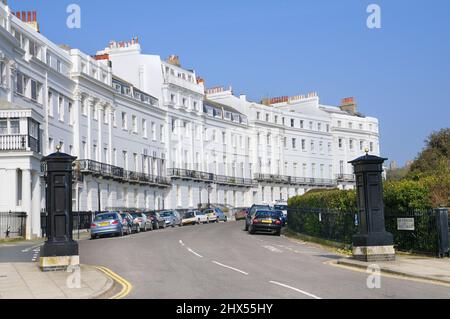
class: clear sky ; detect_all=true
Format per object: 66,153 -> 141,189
9,0 -> 450,166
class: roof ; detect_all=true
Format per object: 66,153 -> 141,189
204,99 -> 244,116
319,105 -> 366,118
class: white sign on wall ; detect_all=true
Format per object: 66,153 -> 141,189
397,218 -> 415,231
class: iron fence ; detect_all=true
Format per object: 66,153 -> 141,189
0,212 -> 27,239
288,207 -> 449,256
41,211 -> 97,238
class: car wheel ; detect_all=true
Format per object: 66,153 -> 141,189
90,235 -> 96,240
143,223 -> 148,232
275,231 -> 281,236
136,226 -> 140,233
244,224 -> 249,231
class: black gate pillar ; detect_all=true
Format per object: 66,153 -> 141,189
349,151 -> 395,262
39,146 -> 79,271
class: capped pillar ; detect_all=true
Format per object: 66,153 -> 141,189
39,146 -> 79,271
349,150 -> 395,262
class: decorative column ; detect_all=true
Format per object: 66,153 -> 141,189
31,171 -> 41,238
39,146 -> 79,271
349,151 -> 395,262
23,169 -> 32,240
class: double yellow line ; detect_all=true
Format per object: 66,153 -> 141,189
95,266 -> 133,299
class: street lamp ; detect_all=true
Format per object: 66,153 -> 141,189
206,184 -> 213,209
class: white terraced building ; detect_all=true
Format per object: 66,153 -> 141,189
0,3 -> 380,239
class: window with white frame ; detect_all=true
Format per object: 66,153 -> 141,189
0,119 -> 7,135
122,112 -> 127,130
58,96 -> 64,121
142,119 -> 147,138
301,139 -> 306,151
160,125 -> 165,142
152,122 -> 156,141
132,115 -> 137,133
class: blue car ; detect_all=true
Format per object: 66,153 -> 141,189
91,212 -> 128,239
213,208 -> 228,222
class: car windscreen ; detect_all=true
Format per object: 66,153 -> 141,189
130,213 -> 141,218
274,205 -> 288,210
255,211 -> 279,219
95,214 -> 117,221
160,212 -> 173,217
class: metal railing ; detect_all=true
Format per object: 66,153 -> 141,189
336,174 -> 356,182
168,168 -> 253,187
0,134 -> 40,153
75,160 -> 171,187
0,211 -> 27,239
254,173 -> 337,187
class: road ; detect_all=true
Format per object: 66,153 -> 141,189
76,221 -> 450,299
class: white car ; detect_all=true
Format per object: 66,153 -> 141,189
182,211 -> 208,225
194,211 -> 209,224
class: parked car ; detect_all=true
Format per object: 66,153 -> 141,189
119,212 -> 139,233
193,210 -> 208,224
146,211 -> 166,229
202,209 -> 218,223
273,210 -> 287,227
182,211 -> 197,226
160,210 -> 182,227
274,204 -> 288,218
245,205 -> 272,231
234,208 -> 248,221
130,212 -> 152,232
91,212 -> 129,239
214,207 -> 228,222
248,210 -> 283,236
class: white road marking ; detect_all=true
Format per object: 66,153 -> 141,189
212,261 -> 249,275
263,245 -> 283,253
269,281 -> 322,299
187,248 -> 203,258
21,243 -> 44,253
179,240 -> 185,247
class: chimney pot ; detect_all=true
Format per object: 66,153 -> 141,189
21,11 -> 26,22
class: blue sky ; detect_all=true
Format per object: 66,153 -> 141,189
9,0 -> 450,166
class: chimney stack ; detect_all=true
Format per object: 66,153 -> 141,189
167,55 -> 181,67
340,97 -> 357,114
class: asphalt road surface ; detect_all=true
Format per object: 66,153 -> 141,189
78,221 -> 450,299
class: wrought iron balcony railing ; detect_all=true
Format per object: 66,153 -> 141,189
75,160 -> 171,187
254,173 -> 337,187
168,168 -> 253,187
0,134 -> 40,153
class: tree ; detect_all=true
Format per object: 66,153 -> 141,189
409,128 -> 450,177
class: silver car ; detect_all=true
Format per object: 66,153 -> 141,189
130,212 -> 152,232
160,210 -> 182,227
91,212 -> 130,239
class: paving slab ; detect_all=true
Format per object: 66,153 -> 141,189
0,263 -> 114,299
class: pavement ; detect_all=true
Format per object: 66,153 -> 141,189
0,263 -> 114,299
336,255 -> 450,285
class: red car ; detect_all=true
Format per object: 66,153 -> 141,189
234,208 -> 249,221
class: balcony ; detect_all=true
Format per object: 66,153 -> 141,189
168,168 -> 253,187
75,160 -> 171,187
168,168 -> 215,183
0,134 -> 40,153
254,173 -> 337,187
336,174 -> 356,183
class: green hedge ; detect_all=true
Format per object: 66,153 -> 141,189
287,176 -> 449,254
